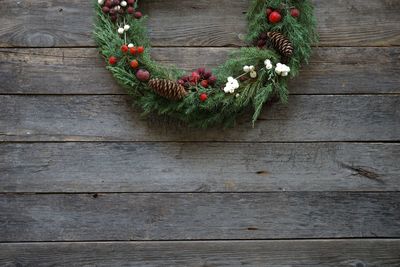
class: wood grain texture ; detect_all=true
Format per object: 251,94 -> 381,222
1,192 -> 400,241
1,47 -> 399,95
0,142 -> 398,193
0,0 -> 399,47
1,239 -> 399,267
0,95 -> 398,142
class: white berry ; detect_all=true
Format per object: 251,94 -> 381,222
124,25 -> 130,31
118,28 -> 124,34
128,43 -> 134,48
98,0 -> 105,5
243,65 -> 250,73
250,70 -> 257,78
120,1 -> 127,7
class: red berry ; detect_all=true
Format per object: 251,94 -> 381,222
108,56 -> 118,65
191,72 -> 201,83
208,75 -> 217,85
266,8 -> 273,17
127,6 -> 134,14
121,44 -> 129,53
136,69 -> 150,82
102,6 -> 110,13
105,0 -> 112,7
137,46 -> 144,54
290,8 -> 300,18
257,39 -> 266,48
197,68 -> 206,75
127,0 -> 135,4
203,71 -> 212,79
130,60 -> 139,69
269,11 -> 282,23
134,11 -> 142,19
178,79 -> 185,86
200,80 -> 209,88
199,93 -> 208,102
129,47 -> 137,55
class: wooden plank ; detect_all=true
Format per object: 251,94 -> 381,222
1,192 -> 400,241
0,0 -> 399,47
0,95 -> 398,142
1,239 -> 399,266
0,143 -> 398,193
1,47 -> 399,95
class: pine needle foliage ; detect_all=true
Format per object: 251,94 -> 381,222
94,0 -> 318,128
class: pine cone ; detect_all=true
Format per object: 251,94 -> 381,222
267,32 -> 294,58
148,78 -> 188,101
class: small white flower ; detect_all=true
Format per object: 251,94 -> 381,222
128,43 -> 134,48
224,77 -> 239,94
120,1 -> 127,7
264,59 -> 273,70
275,63 -> 291,76
250,70 -> 257,78
98,0 -> 105,5
117,27 -> 124,34
124,25 -> 130,31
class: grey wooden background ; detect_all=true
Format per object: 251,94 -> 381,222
0,0 -> 400,266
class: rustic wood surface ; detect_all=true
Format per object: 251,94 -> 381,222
0,0 -> 399,265
1,142 -> 398,192
2,193 -> 400,241
1,47 -> 399,95
1,240 -> 400,267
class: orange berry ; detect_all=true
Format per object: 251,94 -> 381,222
129,47 -> 137,55
130,60 -> 139,69
108,56 -> 118,65
137,46 -> 144,54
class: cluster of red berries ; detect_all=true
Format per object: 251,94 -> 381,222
266,7 -> 300,24
101,0 -> 142,22
178,68 -> 217,90
109,44 -> 144,66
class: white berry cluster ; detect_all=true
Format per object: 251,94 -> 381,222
243,65 -> 257,78
264,59 -> 291,76
224,77 -> 240,94
118,24 -> 130,34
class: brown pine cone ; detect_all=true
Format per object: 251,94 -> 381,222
148,78 -> 188,101
267,31 -> 294,58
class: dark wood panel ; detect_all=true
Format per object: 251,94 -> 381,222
1,193 -> 399,241
0,47 -> 398,94
0,0 -> 399,47
0,142 -> 398,193
1,239 -> 399,266
0,95 -> 398,142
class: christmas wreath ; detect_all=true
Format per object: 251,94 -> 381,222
94,0 -> 318,127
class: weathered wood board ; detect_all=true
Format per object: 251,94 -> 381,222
1,47 -> 399,95
0,142 -> 398,193
0,0 -> 399,47
1,240 -> 399,267
1,193 -> 400,241
0,95 -> 398,142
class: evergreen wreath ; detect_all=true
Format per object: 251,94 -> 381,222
94,0 -> 318,128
